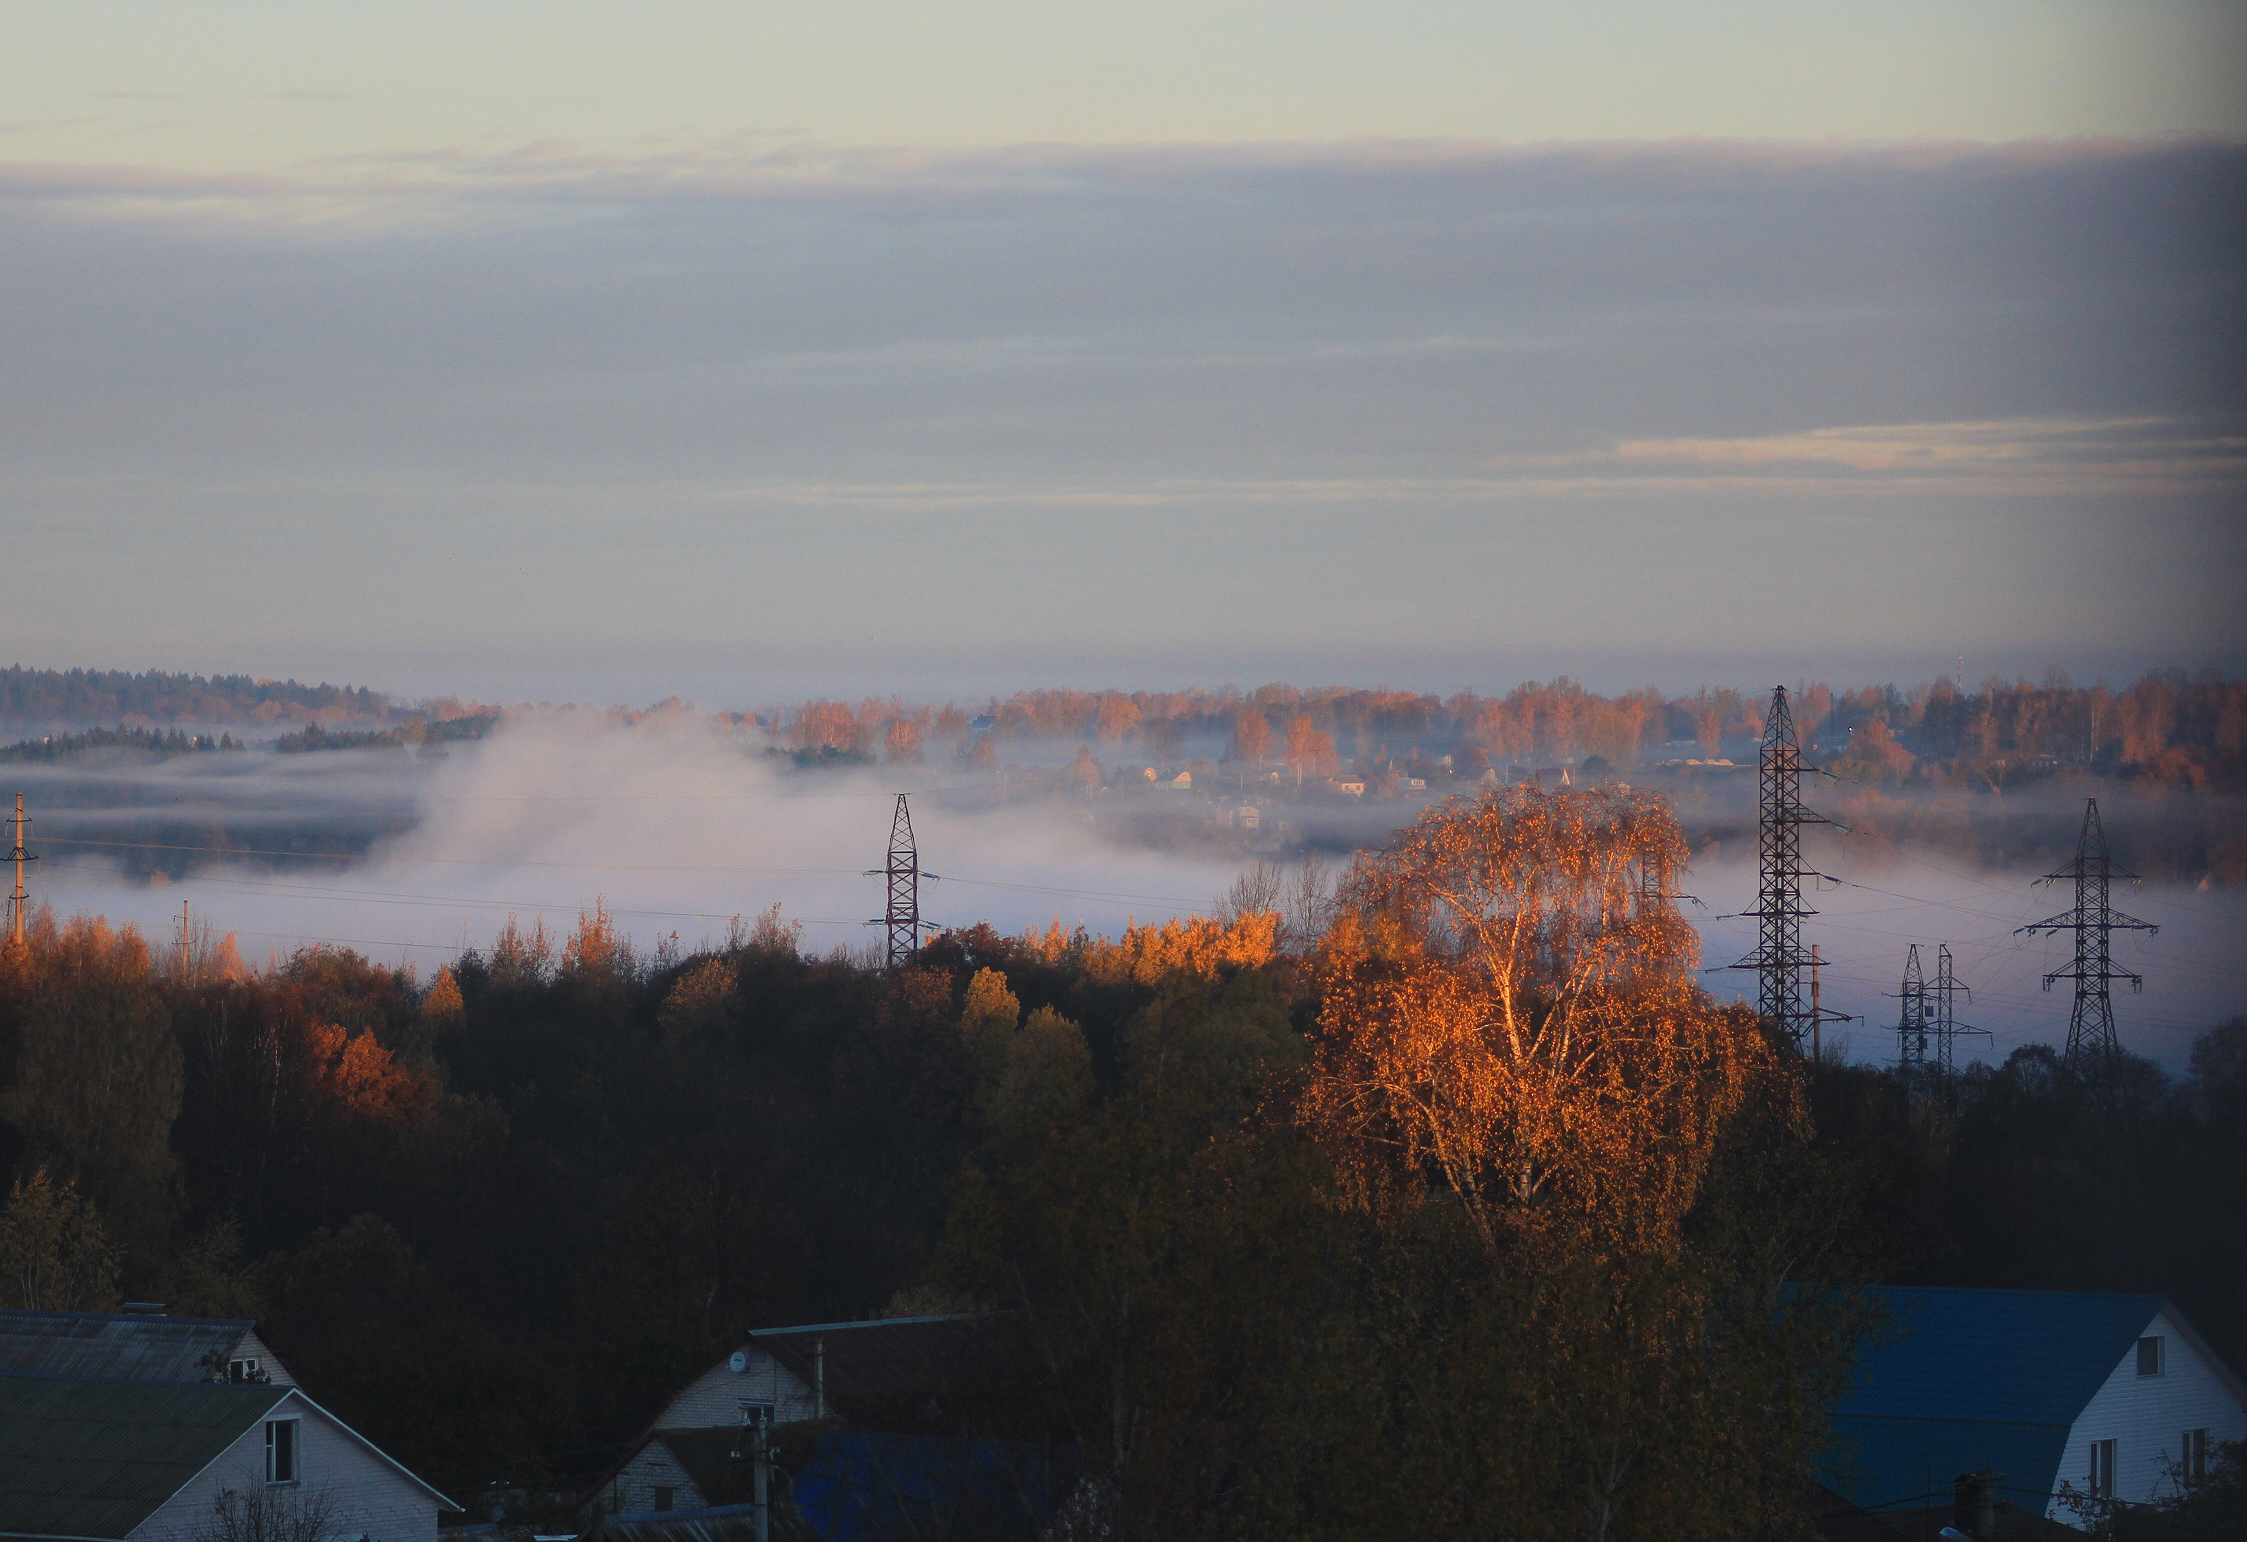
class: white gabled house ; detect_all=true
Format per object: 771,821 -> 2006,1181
0,1373 -> 455,1542
601,1315 -> 1021,1516
1822,1287 -> 2247,1528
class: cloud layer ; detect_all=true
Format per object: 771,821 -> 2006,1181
4,137 -> 2240,693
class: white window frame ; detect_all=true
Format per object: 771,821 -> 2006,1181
265,1417 -> 300,1485
2182,1427 -> 2209,1489
229,1356 -> 262,1384
2136,1335 -> 2165,1377
2089,1438 -> 2116,1499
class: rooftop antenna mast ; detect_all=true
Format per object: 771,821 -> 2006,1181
5,794 -> 32,947
2019,798 -> 2156,1088
1727,686 -> 1835,1049
869,794 -> 922,972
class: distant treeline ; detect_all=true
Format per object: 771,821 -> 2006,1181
770,670 -> 2247,790
0,666 -> 391,726
0,727 -> 244,763
274,715 -> 499,754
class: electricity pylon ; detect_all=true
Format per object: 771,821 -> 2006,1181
2019,799 -> 2156,1085
1893,944 -> 1932,1081
5,794 -> 32,946
1727,686 -> 1834,1047
869,794 -> 922,972
1928,943 -> 1987,1083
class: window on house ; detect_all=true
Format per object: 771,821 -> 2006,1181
2183,1428 -> 2209,1489
2137,1336 -> 2164,1376
651,1488 -> 674,1513
228,1357 -> 262,1384
2089,1439 -> 2116,1499
737,1398 -> 775,1426
265,1419 -> 298,1484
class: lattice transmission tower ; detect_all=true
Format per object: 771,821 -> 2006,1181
5,794 -> 32,947
869,794 -> 923,971
1727,686 -> 1837,1048
2019,798 -> 2156,1083
1893,943 -> 1932,1082
1928,943 -> 1987,1083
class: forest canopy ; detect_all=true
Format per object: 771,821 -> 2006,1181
0,783 -> 2236,1536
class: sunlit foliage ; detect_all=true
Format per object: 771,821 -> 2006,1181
1304,784 -> 1744,1259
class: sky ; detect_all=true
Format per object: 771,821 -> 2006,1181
4,2 -> 2244,702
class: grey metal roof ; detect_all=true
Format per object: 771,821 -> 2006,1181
0,1374 -> 287,1540
0,1311 -> 253,1383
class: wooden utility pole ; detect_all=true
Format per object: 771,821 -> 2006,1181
5,794 -> 32,946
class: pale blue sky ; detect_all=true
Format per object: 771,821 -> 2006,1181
9,1 -> 2244,166
3,4 -> 2241,701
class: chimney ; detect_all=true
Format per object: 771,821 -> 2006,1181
1952,1469 -> 2000,1539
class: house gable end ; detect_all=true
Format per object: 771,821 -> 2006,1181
2053,1305 -> 2247,1524
646,1349 -> 814,1433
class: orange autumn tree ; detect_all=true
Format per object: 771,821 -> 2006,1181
1302,783 -> 1766,1264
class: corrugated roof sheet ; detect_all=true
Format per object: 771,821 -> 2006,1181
0,1374 -> 287,1540
1840,1288 -> 2160,1425
789,1433 -> 1070,1542
1819,1287 -> 2163,1514
0,1311 -> 253,1384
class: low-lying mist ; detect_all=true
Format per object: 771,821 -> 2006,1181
33,710 -> 1248,963
21,712 -> 2243,1072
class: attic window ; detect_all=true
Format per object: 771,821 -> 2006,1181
2137,1336 -> 2165,1376
651,1488 -> 674,1513
229,1357 -> 263,1384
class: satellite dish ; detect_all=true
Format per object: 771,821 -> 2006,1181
729,1351 -> 747,1373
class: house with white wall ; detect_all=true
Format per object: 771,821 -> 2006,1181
1822,1287 -> 2246,1528
0,1373 -> 454,1542
601,1314 -> 1023,1516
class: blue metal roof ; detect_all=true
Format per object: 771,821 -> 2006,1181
1819,1287 -> 2163,1514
